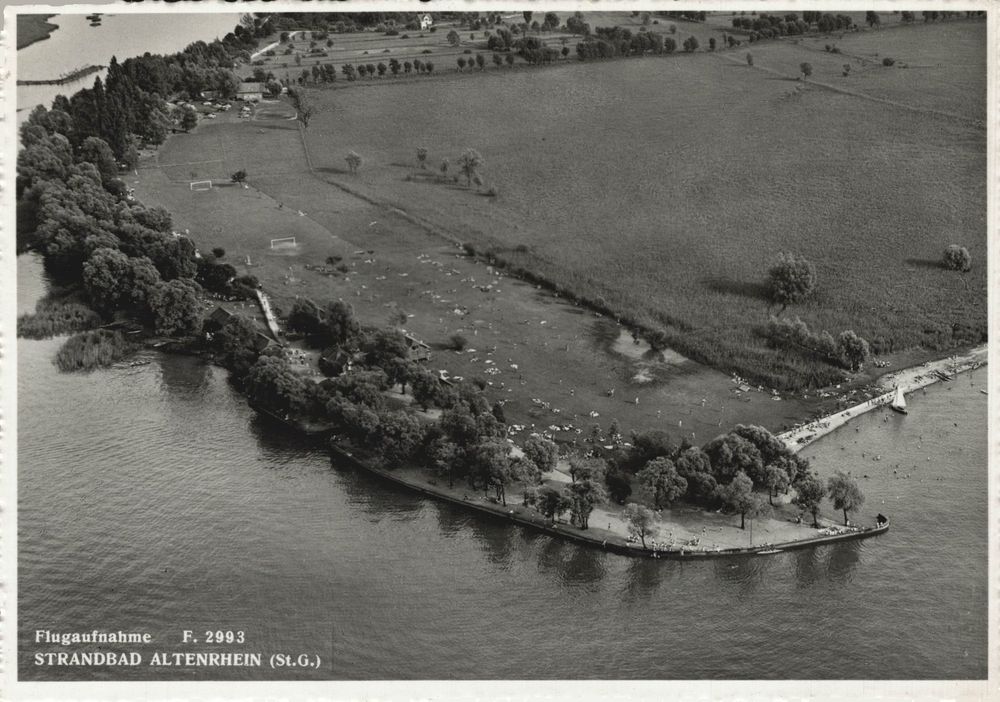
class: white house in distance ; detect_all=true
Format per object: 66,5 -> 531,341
237,82 -> 263,102
420,14 -> 433,30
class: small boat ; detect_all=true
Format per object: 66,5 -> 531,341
756,548 -> 783,555
980,389 -> 988,396
890,386 -> 908,414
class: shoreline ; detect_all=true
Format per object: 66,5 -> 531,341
777,344 -> 987,452
330,442 -> 891,560
18,13 -> 984,563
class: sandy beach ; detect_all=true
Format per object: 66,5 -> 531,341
777,344 -> 987,453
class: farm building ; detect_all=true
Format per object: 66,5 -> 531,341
236,82 -> 263,102
420,14 -> 433,30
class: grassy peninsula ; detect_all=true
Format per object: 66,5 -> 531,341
17,14 -> 58,50
15,10 -> 986,557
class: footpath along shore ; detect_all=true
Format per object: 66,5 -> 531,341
329,443 -> 890,561
777,344 -> 987,452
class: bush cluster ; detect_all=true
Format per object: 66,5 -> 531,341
764,316 -> 871,372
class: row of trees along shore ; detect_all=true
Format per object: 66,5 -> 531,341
232,295 -> 868,536
16,15 -> 274,361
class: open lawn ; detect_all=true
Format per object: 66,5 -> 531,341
134,19 -> 984,446
293,21 -> 985,390
742,20 -> 986,123
136,117 -> 824,449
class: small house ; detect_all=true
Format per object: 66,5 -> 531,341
206,306 -> 235,332
404,333 -> 432,363
420,14 -> 433,30
236,82 -> 263,102
319,348 -> 366,377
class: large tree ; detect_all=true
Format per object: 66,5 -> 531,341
148,278 -> 202,336
244,355 -> 309,416
522,436 -> 558,473
567,477 -> 606,529
827,470 -> 864,525
287,298 -> 325,338
792,473 -> 826,527
703,432 -> 764,484
716,470 -> 756,529
768,252 -> 817,310
323,300 -> 360,348
83,247 -> 159,317
536,485 -> 571,523
675,445 -> 717,502
636,457 -> 687,509
763,461 -> 791,505
78,136 -> 119,185
623,503 -> 658,548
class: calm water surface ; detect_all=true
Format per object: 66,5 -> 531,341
16,13 -> 242,123
16,254 -> 987,680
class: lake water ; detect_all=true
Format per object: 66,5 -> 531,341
16,12 -> 242,122
16,253 -> 988,680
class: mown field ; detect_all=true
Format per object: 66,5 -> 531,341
297,20 -> 986,389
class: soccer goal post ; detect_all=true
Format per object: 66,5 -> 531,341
270,237 -> 297,249
189,180 -> 213,191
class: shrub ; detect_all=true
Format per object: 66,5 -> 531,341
448,334 -> 469,351
18,300 -> 102,339
55,329 -> 135,372
882,57 -> 895,66
943,245 -> 972,272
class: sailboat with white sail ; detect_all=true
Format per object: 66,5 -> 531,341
890,386 -> 908,414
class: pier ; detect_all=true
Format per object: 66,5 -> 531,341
17,64 -> 104,86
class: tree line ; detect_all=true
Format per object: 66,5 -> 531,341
36,16 -> 270,165
16,16 -> 265,352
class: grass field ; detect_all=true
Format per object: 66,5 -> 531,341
137,119 -> 825,447
292,20 -> 986,389
133,18 -> 985,447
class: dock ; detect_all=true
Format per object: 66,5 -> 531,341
17,64 -> 104,86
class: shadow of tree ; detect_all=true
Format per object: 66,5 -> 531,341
703,276 -> 771,301
904,257 -> 945,270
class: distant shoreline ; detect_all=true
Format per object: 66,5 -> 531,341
16,14 -> 59,51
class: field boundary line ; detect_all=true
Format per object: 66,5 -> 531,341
712,52 -> 984,129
